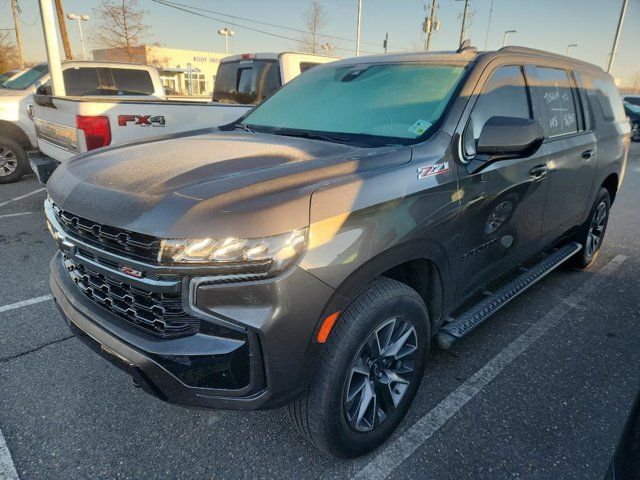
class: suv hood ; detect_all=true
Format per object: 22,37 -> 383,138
47,130 -> 411,239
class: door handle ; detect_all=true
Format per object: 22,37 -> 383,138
582,149 -> 595,160
529,164 -> 549,179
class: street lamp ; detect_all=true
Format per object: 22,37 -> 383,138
565,43 -> 578,56
217,28 -> 235,55
503,29 -> 516,47
67,13 -> 89,60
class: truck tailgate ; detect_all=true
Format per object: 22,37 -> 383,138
33,95 -> 251,163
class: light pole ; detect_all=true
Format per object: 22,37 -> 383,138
607,0 -> 628,74
355,0 -> 362,56
503,29 -> 516,47
565,43 -> 578,56
67,13 -> 89,60
218,28 -> 235,55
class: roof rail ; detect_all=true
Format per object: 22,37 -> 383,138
497,46 -> 603,71
457,39 -> 477,54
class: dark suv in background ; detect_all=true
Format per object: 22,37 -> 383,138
45,46 -> 629,457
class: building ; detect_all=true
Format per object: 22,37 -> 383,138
92,45 -> 229,97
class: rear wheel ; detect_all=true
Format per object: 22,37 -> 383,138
0,136 -> 28,184
287,277 -> 430,458
569,187 -> 611,269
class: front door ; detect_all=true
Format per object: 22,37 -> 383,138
454,64 -> 550,302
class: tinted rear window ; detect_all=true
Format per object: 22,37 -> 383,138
63,68 -> 102,95
212,59 -> 281,104
109,68 -> 155,95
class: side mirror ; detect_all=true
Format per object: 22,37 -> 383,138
466,116 -> 544,174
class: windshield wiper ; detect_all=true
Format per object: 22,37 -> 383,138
234,123 -> 256,133
271,128 -> 354,145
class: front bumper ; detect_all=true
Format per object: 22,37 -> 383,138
47,197 -> 339,409
28,151 -> 59,185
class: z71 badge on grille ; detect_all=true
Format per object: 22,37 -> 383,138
120,266 -> 144,278
417,162 -> 449,179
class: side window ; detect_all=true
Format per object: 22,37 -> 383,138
587,75 -> 626,122
63,68 -> 101,96
463,65 -> 531,157
529,67 -> 578,137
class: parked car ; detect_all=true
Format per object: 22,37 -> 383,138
31,52 -> 336,184
0,61 -> 165,184
623,96 -> 640,141
0,68 -> 25,86
44,46 -> 629,457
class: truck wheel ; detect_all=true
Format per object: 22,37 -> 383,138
0,137 -> 27,184
287,277 -> 429,458
569,187 -> 611,269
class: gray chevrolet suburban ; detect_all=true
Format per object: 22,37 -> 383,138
45,46 -> 629,457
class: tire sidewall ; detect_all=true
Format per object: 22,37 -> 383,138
317,286 -> 429,457
0,137 -> 27,184
574,188 -> 611,268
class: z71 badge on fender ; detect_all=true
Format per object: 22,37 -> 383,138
417,162 -> 449,179
118,115 -> 166,127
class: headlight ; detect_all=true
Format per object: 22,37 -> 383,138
157,228 -> 308,276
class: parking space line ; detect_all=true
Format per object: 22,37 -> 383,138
351,254 -> 628,480
0,295 -> 53,314
0,212 -> 36,219
0,429 -> 19,480
0,188 -> 45,208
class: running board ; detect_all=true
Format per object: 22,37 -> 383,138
435,242 -> 582,350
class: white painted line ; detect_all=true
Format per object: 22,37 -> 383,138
0,295 -> 53,314
0,188 -> 45,208
0,429 -> 19,480
0,212 -> 36,219
352,254 -> 628,480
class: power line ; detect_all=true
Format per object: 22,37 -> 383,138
154,0 -> 384,48
149,0 -> 381,55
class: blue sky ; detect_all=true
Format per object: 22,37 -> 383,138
2,0 -> 639,85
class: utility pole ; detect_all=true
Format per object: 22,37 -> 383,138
11,0 -> 25,69
355,0 -> 362,56
607,0 -> 628,74
54,0 -> 73,60
424,0 -> 439,51
38,0 -> 66,96
383,32 -> 388,53
483,0 -> 494,50
457,0 -> 470,49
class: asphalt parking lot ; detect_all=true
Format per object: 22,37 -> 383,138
1,143 -> 639,480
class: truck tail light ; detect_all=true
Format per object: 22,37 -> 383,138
76,115 -> 111,151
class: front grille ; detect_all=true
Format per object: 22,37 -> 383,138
62,255 -> 199,338
52,202 -> 161,262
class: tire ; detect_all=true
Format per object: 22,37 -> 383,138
569,187 -> 611,269
287,277 -> 430,458
0,136 -> 28,184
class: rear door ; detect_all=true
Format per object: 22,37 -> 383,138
454,63 -> 550,301
525,65 -> 597,242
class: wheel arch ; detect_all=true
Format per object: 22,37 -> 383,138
316,240 -> 452,336
0,120 -> 30,148
601,172 -> 619,204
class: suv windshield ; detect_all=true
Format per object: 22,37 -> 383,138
3,64 -> 48,90
212,59 -> 281,105
241,62 -> 467,146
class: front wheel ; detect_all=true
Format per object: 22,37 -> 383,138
287,277 -> 430,458
0,136 -> 28,184
569,187 -> 611,269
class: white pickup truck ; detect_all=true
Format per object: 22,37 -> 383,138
1,61 -> 168,184
31,52 -> 336,184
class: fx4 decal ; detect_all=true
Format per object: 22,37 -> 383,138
417,162 -> 449,179
118,115 -> 166,127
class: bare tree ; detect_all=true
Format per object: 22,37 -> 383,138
298,0 -> 327,54
91,0 -> 150,62
0,32 -> 18,73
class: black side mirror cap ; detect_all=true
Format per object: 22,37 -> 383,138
466,116 -> 544,174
